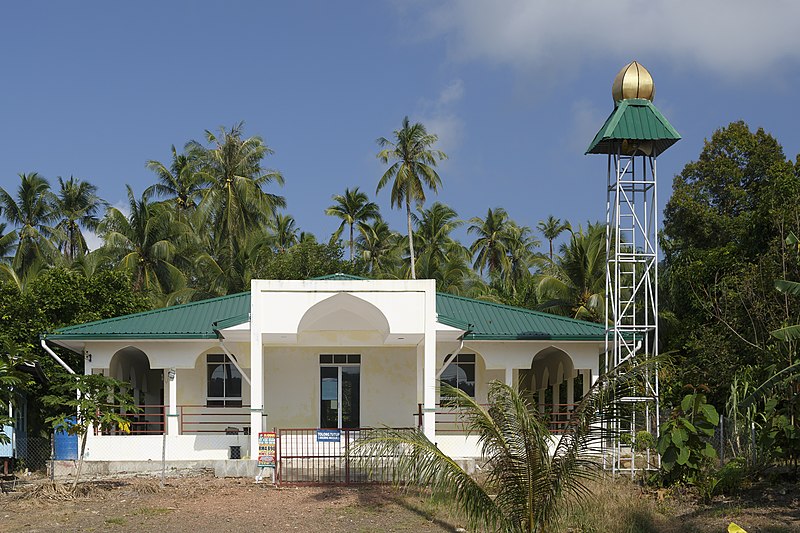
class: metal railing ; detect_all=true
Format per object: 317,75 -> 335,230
98,404 -> 166,435
179,405 -> 251,435
416,402 -> 580,433
277,427 -> 412,484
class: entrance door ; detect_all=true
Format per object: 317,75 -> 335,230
320,354 -> 361,428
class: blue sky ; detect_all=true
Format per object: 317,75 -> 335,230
3,1 -> 800,252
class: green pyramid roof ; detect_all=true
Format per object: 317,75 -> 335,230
45,281 -> 605,343
586,98 -> 680,156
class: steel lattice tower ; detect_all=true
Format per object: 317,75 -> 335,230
586,61 -> 680,475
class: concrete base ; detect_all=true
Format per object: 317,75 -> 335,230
50,459 -> 260,479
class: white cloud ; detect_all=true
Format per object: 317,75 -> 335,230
414,79 -> 466,155
437,79 -> 465,106
414,1 -> 800,77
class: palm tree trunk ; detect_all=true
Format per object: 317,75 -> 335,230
406,198 -> 416,279
349,222 -> 354,261
549,239 -> 554,260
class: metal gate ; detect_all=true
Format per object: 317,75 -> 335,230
277,428 -> 408,484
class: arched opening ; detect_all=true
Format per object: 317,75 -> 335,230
109,347 -> 164,435
519,347 -> 577,432
297,293 -> 390,345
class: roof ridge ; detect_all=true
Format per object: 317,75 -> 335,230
436,292 -> 605,330
49,291 -> 251,335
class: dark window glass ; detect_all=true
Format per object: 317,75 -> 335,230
320,366 -> 338,429
334,354 -> 347,364
341,366 -> 360,429
320,354 -> 333,364
440,354 -> 476,398
207,354 -> 242,407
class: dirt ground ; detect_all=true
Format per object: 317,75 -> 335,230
1,474 -> 460,533
1,474 -> 799,532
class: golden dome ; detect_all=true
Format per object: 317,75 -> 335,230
612,61 -> 655,103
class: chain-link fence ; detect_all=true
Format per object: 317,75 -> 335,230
11,435 -> 51,472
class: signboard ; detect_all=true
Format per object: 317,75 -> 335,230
257,432 -> 277,468
316,429 -> 341,442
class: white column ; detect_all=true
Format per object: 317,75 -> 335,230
422,282 -> 437,441
166,368 -> 179,435
250,314 -> 264,457
582,369 -> 591,397
566,371 -> 575,409
538,388 -> 546,413
504,367 -> 514,388
552,382 -> 560,418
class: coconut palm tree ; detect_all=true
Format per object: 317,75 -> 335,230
98,186 -> 189,297
54,176 -> 107,261
325,187 -> 379,260
356,218 -> 402,277
0,173 -> 59,277
502,221 -> 540,289
354,367 -> 642,533
537,215 -> 571,260
270,213 -> 299,253
412,202 -> 469,283
468,207 -> 511,279
376,117 -> 447,279
145,145 -> 204,213
189,122 -> 285,273
536,223 -> 606,321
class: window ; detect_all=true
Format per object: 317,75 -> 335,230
440,354 -> 476,398
207,354 -> 242,407
320,354 -> 360,429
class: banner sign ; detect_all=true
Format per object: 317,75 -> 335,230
257,432 -> 277,468
316,429 -> 341,442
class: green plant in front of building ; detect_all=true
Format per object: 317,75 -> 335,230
43,373 -> 140,490
657,385 -> 720,488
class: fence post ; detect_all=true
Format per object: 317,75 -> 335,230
417,404 -> 423,429
344,429 -> 350,484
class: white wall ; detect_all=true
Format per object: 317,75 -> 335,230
263,346 -> 418,430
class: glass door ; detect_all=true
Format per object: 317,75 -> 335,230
320,356 -> 361,429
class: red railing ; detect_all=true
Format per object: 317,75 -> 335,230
415,402 -> 580,434
179,404 -> 251,435
277,427 -> 414,484
99,404 -> 166,435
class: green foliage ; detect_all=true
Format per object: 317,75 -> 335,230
0,340 -> 31,443
376,116 -> 447,280
255,240 -> 364,281
42,372 -> 140,488
662,121 -> 800,406
355,360 -> 653,533
43,373 -> 138,437
657,388 -> 720,484
0,268 -> 148,373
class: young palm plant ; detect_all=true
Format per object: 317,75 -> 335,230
354,366 -> 642,533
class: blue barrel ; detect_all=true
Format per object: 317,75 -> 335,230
53,417 -> 79,460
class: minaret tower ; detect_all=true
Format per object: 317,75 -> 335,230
586,61 -> 680,474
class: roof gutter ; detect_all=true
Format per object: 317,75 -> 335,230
40,339 -> 76,375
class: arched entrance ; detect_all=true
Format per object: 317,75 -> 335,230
109,347 -> 164,435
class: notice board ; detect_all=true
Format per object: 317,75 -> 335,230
257,432 -> 277,468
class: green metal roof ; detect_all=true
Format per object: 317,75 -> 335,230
436,293 -> 605,340
585,98 -> 680,156
47,283 -> 605,342
45,292 -> 251,341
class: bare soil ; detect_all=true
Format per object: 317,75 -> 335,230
1,474 -> 798,532
1,475 -> 459,533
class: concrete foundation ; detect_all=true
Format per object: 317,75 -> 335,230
50,459 -> 260,479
